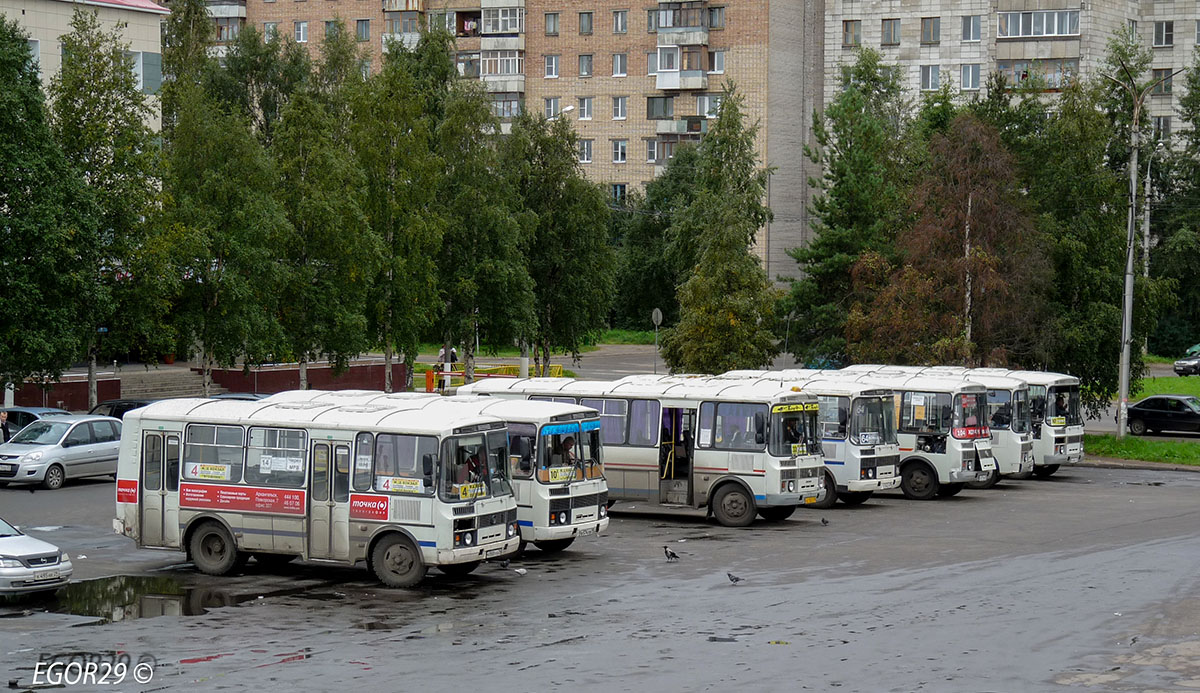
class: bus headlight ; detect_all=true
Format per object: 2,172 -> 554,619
786,480 -> 795,493
599,504 -> 607,518
507,522 -> 517,538
454,531 -> 477,547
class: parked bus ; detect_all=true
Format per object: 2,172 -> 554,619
970,369 -> 1083,477
459,377 -> 826,527
114,398 -> 520,587
718,371 -> 902,508
824,372 -> 997,500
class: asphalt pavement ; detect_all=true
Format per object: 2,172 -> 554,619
4,465 -> 1200,691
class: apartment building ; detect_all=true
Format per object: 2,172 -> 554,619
825,0 -> 1198,141
3,0 -> 168,126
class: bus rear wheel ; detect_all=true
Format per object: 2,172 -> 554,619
711,484 -> 756,527
189,521 -> 240,576
756,506 -> 796,522
372,534 -> 426,588
437,561 -> 481,577
966,467 -> 1000,489
1033,464 -> 1060,478
534,538 -> 575,553
837,491 -> 873,506
900,462 -> 938,501
807,469 -> 838,510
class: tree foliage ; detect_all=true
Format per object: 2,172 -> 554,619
204,26 -> 311,144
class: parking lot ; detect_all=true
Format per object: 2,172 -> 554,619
3,464 -> 1200,691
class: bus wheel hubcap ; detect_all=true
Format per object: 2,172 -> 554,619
203,534 -> 226,560
724,494 -> 747,517
386,546 -> 413,574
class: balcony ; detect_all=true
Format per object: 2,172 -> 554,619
657,26 -> 707,46
206,0 -> 245,19
480,35 -> 524,51
381,32 -> 421,52
382,0 -> 421,11
481,74 -> 525,93
656,70 -> 707,91
656,116 -> 708,135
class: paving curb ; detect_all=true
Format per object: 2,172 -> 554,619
1078,456 -> 1200,473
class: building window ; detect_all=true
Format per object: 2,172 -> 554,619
1196,20 -> 1199,44
613,10 -> 627,33
428,11 -> 454,32
1154,21 -> 1174,47
401,13 -> 420,33
658,46 -> 679,72
579,11 -> 593,35
356,19 -> 370,41
707,49 -> 724,73
1153,116 -> 1171,140
698,92 -> 723,117
646,139 -> 657,162
842,20 -> 861,47
647,52 -> 657,74
708,6 -> 725,29
1152,68 -> 1173,94
483,8 -> 524,34
216,17 -> 241,42
612,140 -> 627,163
611,183 -> 627,202
295,21 -> 308,43
647,96 -> 674,119
545,12 -> 559,35
658,3 -> 705,29
544,54 -> 559,78
263,22 -> 278,40
579,139 -> 593,163
325,20 -> 341,37
996,59 -> 1077,89
881,18 -> 899,46
961,64 -> 980,90
613,96 -> 627,119
482,50 -> 523,76
921,17 -> 940,44
545,97 -> 560,118
579,54 -> 593,77
647,9 -> 657,32
962,15 -> 980,41
579,96 -> 593,119
457,52 -> 481,77
998,11 -> 1079,38
920,64 -> 939,91
613,53 -> 627,76
491,93 -> 522,119
359,60 -> 370,78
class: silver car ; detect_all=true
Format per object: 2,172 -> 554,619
0,415 -> 123,490
0,517 -> 72,595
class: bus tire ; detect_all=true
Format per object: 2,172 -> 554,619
42,464 -> 65,490
371,534 -> 425,588
252,552 -> 295,568
807,469 -> 838,510
1032,464 -> 1060,478
711,483 -> 756,527
899,461 -> 939,501
937,483 -> 965,498
756,506 -> 796,522
189,521 -> 240,576
966,467 -> 1000,490
837,491 -> 873,506
437,561 -> 481,576
1129,419 -> 1147,436
534,538 -> 575,553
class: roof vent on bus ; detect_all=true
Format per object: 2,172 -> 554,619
269,402 -> 332,410
336,404 -> 394,414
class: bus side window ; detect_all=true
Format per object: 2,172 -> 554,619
353,432 -> 373,491
142,434 -> 162,491
312,444 -> 330,502
333,445 -> 350,502
165,435 -> 180,492
628,399 -> 660,446
697,402 -> 714,448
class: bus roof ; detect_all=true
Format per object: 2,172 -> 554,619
836,372 -> 988,394
969,369 -> 1080,387
461,376 -> 818,405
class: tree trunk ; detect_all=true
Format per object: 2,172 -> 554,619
384,343 -> 393,393
964,191 -> 973,360
404,353 -> 415,392
464,319 -> 477,384
87,348 -> 98,410
299,356 -> 308,391
202,352 -> 212,398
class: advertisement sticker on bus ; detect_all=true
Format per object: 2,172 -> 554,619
377,477 -> 423,493
581,420 -> 601,432
180,483 -> 306,515
188,463 -> 231,481
771,403 -> 819,413
1049,416 -> 1067,427
260,456 -> 304,474
116,479 -> 138,504
458,482 -> 485,500
349,494 -> 389,520
355,455 -> 372,473
541,423 -> 578,436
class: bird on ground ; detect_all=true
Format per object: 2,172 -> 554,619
498,559 -> 511,569
820,517 -> 830,526
727,572 -> 743,585
663,546 -> 680,562
27,486 -> 35,494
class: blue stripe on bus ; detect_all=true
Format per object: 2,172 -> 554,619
754,495 -> 766,501
418,540 -> 436,547
581,420 -> 601,432
541,423 -> 579,436
517,520 -> 534,527
822,438 -> 844,443
824,460 -> 845,465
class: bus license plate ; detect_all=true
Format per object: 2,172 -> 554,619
485,548 -> 503,557
34,570 -> 59,581
578,527 -> 597,537
804,497 -> 817,504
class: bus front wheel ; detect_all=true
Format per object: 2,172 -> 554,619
807,469 -> 838,510
189,522 -> 240,576
1033,464 -> 1060,478
756,506 -> 796,522
534,538 -> 575,553
437,561 -> 480,576
372,534 -> 426,588
711,484 -> 756,527
900,462 -> 938,501
837,491 -> 873,506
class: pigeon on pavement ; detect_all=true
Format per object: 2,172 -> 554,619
663,546 -> 680,562
727,572 -> 743,585
821,517 -> 830,526
498,559 -> 511,569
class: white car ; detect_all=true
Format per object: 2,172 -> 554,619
0,415 -> 123,490
0,517 -> 72,596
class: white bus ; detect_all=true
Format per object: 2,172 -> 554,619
830,372 -> 997,500
719,371 -> 902,508
971,369 -> 1083,477
259,390 -> 611,553
113,398 -> 520,587
459,377 -> 826,527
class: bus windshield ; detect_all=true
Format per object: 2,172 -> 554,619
953,392 -> 988,438
768,404 -> 821,457
850,396 -> 896,446
1013,390 -> 1031,433
579,421 -> 604,480
987,389 -> 1013,430
899,391 -> 952,434
1048,385 -> 1082,426
1029,385 -> 1048,425
507,423 -> 536,479
441,430 -> 511,502
538,422 -> 583,483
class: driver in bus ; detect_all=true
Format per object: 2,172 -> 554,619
561,436 -> 576,462
458,453 -> 484,483
783,418 -> 801,445
1054,393 -> 1067,417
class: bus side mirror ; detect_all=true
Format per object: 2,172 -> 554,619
422,454 -> 434,483
754,412 -> 766,445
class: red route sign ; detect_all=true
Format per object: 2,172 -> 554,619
349,494 -> 389,520
116,479 -> 138,504
180,483 -> 306,515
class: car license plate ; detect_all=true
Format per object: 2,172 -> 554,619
578,527 -> 597,537
804,497 -> 817,504
0,464 -> 11,472
34,570 -> 59,581
485,548 -> 503,557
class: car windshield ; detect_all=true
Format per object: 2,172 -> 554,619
10,421 -> 69,445
768,404 -> 822,456
1184,397 -> 1200,414
0,518 -> 18,536
1048,385 -> 1082,426
987,389 -> 1013,430
850,396 -> 897,446
440,430 -> 511,502
579,421 -> 604,480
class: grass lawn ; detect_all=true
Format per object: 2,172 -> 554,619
1132,375 -> 1200,399
1145,354 -> 1177,365
1084,434 -> 1200,466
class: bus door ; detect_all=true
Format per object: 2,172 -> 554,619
140,432 -> 165,545
308,441 -> 352,561
659,407 -> 695,505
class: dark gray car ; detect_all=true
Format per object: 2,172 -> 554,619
0,415 -> 123,489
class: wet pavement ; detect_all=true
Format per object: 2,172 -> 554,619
3,466 -> 1200,691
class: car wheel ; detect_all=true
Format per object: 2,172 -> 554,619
1129,419 -> 1147,436
937,483 -> 965,498
756,506 -> 796,522
966,467 -> 1000,490
42,464 -> 65,490
437,561 -> 481,577
251,552 -> 296,569
1032,464 -> 1060,478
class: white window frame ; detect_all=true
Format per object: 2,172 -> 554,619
647,52 -> 657,75
613,95 -> 627,120
612,139 -> 627,164
658,46 -> 679,72
613,52 -> 627,77
1153,20 -> 1174,47
707,49 -> 725,74
482,8 -> 524,34
646,139 -> 657,162
920,64 -> 939,91
295,21 -> 308,43
545,97 -> 560,118
998,10 -> 1079,38
544,54 -> 559,78
961,63 -> 980,90
962,15 -> 980,42
579,139 -> 593,163
613,9 -> 628,34
578,96 -> 593,120
482,50 -> 523,76
263,22 -> 278,41
27,38 -> 39,69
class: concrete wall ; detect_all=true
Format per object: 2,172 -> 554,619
203,362 -> 407,394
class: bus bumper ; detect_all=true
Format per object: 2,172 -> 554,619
763,493 -> 809,507
527,517 -> 609,542
846,477 -> 901,492
1044,453 -> 1083,466
434,536 -> 521,564
948,469 -> 990,483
